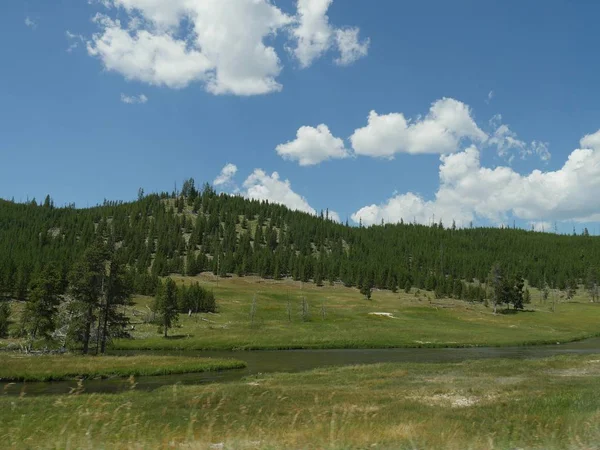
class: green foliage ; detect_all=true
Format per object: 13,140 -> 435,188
2,178 -> 600,306
176,282 -> 216,314
154,278 -> 179,337
20,267 -> 62,348
0,354 -> 245,382
0,301 -> 10,338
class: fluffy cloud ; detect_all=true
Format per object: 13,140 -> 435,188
352,130 -> 600,227
350,98 -> 487,158
82,0 -> 367,95
290,0 -> 369,68
276,124 -> 349,166
213,163 -> 238,187
120,93 -> 148,104
242,170 -> 316,215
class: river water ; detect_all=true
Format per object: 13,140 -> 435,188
5,338 -> 600,396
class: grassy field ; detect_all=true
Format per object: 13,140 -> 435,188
1,353 -> 599,449
0,354 -> 245,382
108,274 -> 600,350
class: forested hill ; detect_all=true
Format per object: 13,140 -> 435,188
1,181 -> 599,299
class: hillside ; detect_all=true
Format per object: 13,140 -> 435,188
1,179 -> 600,302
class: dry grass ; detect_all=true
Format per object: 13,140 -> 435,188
1,354 -> 600,449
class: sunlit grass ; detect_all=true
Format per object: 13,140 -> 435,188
0,354 -> 245,381
112,274 -> 600,350
2,354 -> 600,449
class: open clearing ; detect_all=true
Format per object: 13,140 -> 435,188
103,274 -> 600,350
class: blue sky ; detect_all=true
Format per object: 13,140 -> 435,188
2,0 -> 600,231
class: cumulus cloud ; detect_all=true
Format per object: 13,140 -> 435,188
242,170 -> 316,215
352,129 -> 600,227
350,98 -> 487,158
289,0 -> 369,68
276,124 -> 349,166
120,93 -> 148,104
81,0 -> 367,95
214,163 -> 238,187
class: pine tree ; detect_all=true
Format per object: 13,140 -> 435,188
360,280 -> 373,300
99,253 -> 131,353
154,278 -> 178,337
0,301 -> 11,338
68,240 -> 108,354
21,266 -> 62,349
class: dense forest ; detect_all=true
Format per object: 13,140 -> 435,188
1,179 -> 600,306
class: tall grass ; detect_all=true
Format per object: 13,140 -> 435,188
1,354 -> 600,449
0,354 -> 246,381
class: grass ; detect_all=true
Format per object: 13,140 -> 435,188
0,354 -> 246,382
2,353 -> 600,449
110,274 -> 600,350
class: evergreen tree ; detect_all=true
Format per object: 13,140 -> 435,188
99,252 -> 132,353
0,301 -> 11,338
360,280 -> 373,300
68,240 -> 108,354
586,267 -> 599,302
20,266 -> 62,349
154,278 -> 179,337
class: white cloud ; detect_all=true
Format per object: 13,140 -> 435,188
214,163 -> 238,186
25,17 -> 37,30
350,98 -> 487,158
276,124 -> 349,166
352,129 -> 600,227
81,0 -> 366,96
289,0 -> 369,68
87,14 -> 213,90
120,93 -> 148,104
334,28 -> 369,66
486,90 -> 494,103
488,114 -> 551,162
242,170 -> 316,215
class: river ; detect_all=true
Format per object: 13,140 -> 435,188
5,338 -> 600,396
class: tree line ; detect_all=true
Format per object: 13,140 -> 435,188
2,179 -> 600,312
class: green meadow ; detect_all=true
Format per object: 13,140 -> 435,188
2,354 -> 600,449
0,354 -> 245,382
111,274 -> 600,350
